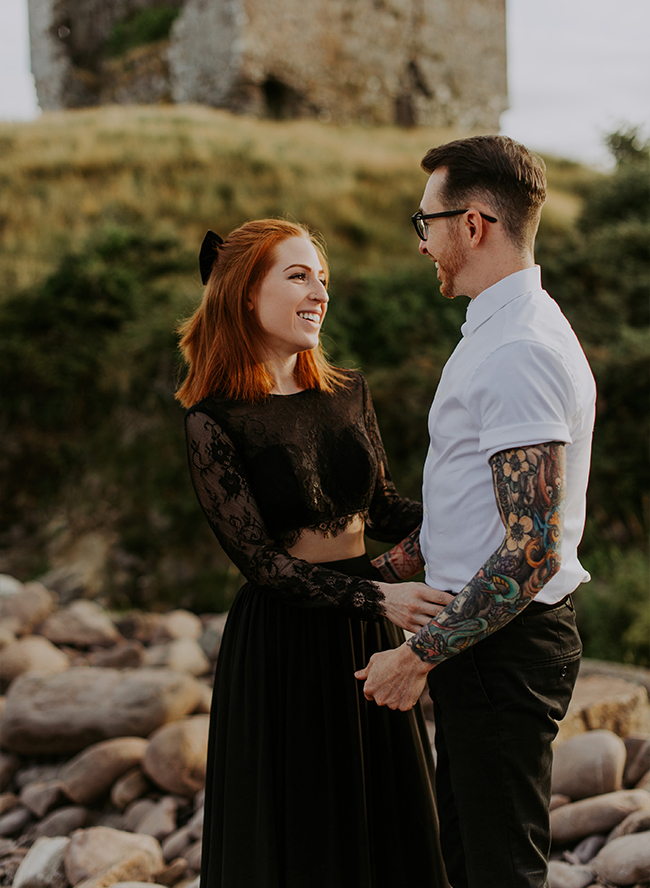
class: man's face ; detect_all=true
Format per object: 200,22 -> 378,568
417,169 -> 468,300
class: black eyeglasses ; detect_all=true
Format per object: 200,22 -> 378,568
411,209 -> 498,240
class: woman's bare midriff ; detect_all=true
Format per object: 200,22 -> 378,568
286,513 -> 366,563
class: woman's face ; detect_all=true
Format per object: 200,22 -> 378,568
251,236 -> 329,360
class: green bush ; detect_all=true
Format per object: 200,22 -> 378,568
575,547 -> 649,666
107,6 -> 181,57
538,127 -> 650,550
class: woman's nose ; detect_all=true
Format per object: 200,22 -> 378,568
311,280 -> 329,302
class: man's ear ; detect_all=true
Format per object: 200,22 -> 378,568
464,209 -> 488,247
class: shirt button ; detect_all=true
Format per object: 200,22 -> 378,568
424,506 -> 428,515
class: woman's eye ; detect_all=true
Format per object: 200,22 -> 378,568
290,272 -> 307,280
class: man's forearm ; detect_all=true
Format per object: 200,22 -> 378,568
372,524 -> 425,582
408,443 -> 566,665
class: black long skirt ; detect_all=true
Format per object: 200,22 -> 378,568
199,554 -> 449,888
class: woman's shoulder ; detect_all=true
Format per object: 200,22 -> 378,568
185,392 -> 234,424
334,367 -> 366,392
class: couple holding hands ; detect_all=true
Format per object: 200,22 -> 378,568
176,135 -> 595,888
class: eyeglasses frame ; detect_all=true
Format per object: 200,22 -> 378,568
411,208 -> 498,240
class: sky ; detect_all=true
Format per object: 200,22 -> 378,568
0,0 -> 648,168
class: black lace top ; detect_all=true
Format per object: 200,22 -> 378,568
185,370 -> 422,615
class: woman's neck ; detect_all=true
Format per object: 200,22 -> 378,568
264,353 -> 304,395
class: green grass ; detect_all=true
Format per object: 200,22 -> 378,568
0,105 -> 588,296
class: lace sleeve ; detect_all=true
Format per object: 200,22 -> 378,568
361,378 -> 423,542
185,410 -> 386,615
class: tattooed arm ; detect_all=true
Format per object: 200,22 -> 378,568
356,442 -> 566,708
372,524 -> 425,582
408,442 -> 565,663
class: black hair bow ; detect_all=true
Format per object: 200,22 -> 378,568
199,230 -> 224,284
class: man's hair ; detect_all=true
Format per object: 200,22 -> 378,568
421,135 -> 547,251
176,218 -> 344,406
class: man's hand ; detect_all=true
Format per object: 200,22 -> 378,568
379,582 -> 454,633
354,643 -> 433,711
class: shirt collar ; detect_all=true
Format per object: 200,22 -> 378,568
461,266 -> 542,338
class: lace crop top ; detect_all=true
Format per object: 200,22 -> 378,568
185,370 -> 422,616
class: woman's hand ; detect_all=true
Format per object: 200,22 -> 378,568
378,582 -> 455,633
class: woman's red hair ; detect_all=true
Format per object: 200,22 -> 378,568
176,219 -> 345,407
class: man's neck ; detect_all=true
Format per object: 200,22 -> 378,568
466,255 -> 536,300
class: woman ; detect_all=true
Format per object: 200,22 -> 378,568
176,219 -> 450,888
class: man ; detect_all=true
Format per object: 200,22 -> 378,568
356,136 -> 596,888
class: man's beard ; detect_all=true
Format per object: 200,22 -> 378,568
438,226 -> 467,300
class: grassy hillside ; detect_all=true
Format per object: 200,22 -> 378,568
0,107 -> 646,664
0,105 -> 590,294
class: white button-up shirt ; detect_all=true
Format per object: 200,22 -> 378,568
420,266 -> 596,604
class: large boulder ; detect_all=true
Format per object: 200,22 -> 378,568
0,625 -> 15,649
551,789 -> 650,845
144,638 -> 211,676
87,642 -> 144,670
123,800 -> 157,833
161,825 -> 193,863
110,768 -> 151,811
607,806 -> 650,841
64,827 -> 163,886
0,668 -> 203,754
198,614 -> 228,661
591,829 -> 650,884
624,736 -> 650,787
0,575 -> 23,598
113,613 -> 165,645
0,752 -> 20,791
552,730 -> 626,800
0,794 -> 19,816
546,860 -> 594,888
0,805 -> 31,837
19,781 -> 64,818
37,600 -> 122,648
12,836 -> 69,888
134,796 -> 177,841
153,610 -> 203,642
142,715 -> 209,796
0,636 -> 69,692
557,675 -> 650,743
59,738 -> 149,805
29,806 -> 88,841
0,582 -> 56,636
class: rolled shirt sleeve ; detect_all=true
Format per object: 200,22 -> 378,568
466,340 -> 578,458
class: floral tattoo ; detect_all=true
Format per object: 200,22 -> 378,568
407,442 -> 566,664
372,524 -> 424,582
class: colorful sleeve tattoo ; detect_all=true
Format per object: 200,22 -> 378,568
372,524 -> 425,582
407,442 -> 566,664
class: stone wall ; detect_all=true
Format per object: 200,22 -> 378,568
27,0 -> 507,128
27,0 -> 184,109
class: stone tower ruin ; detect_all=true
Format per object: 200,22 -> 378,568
27,0 -> 507,129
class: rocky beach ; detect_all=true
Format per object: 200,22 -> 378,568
1,573 -> 649,888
